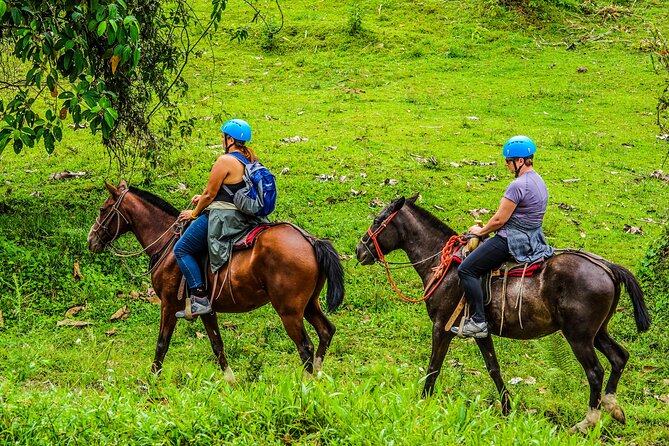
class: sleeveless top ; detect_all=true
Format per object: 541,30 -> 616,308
214,181 -> 244,203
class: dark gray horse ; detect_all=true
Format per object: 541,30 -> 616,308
356,196 -> 650,433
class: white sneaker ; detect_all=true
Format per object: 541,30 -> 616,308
451,318 -> 489,338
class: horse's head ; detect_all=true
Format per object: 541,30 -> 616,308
356,195 -> 417,265
87,181 -> 133,253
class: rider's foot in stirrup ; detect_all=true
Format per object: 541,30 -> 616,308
176,296 -> 213,319
451,318 -> 489,338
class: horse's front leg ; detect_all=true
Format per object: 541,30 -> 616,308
474,336 -> 511,415
152,303 -> 178,375
200,312 -> 235,386
422,320 -> 456,397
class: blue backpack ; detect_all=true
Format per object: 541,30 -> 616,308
224,152 -> 277,217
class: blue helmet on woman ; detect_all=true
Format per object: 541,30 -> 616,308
503,135 -> 536,158
221,119 -> 252,142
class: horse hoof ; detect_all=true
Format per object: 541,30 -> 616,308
223,367 -> 236,386
314,357 -> 323,373
569,408 -> 601,435
602,394 -> 626,424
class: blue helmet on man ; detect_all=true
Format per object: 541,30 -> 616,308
503,135 -> 536,158
221,119 -> 252,142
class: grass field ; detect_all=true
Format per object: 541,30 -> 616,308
1,0 -> 669,444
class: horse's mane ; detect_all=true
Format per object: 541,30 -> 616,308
129,186 -> 180,217
405,200 -> 458,238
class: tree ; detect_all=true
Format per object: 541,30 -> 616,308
0,0 -> 282,169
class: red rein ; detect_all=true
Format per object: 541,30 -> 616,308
367,213 -> 466,303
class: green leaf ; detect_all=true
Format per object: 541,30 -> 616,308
0,135 -> 9,154
103,110 -> 114,129
13,137 -> 23,154
44,133 -> 55,153
52,125 -> 63,141
10,7 -> 21,25
97,21 -> 107,37
129,22 -> 139,42
0,1 -> 7,18
107,107 -> 118,120
132,48 -> 140,67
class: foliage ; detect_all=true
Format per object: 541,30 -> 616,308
647,27 -> 669,163
638,225 -> 669,320
0,0 -> 281,172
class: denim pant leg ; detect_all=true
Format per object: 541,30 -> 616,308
173,215 -> 209,290
457,235 -> 512,323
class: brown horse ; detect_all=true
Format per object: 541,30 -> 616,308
356,196 -> 650,433
88,181 -> 344,382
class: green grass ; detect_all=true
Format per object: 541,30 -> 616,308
2,0 -> 669,444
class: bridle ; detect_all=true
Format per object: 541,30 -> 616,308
91,188 -> 131,247
90,188 -> 181,276
360,209 -> 466,303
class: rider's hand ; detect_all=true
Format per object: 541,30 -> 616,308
190,195 -> 202,206
468,225 -> 484,237
178,210 -> 196,221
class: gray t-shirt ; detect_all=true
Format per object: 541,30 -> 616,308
497,170 -> 548,237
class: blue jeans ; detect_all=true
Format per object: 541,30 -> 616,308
174,214 -> 209,291
457,235 -> 512,323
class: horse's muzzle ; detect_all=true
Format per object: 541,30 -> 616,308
87,228 -> 105,253
355,243 -> 375,265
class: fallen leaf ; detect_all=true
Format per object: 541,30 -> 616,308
349,189 -> 366,196
49,170 -> 87,181
379,178 -> 398,186
642,365 -> 661,373
59,106 -> 68,120
57,319 -> 94,328
562,178 -> 580,183
105,329 -> 117,337
577,66 -> 588,73
265,115 -> 277,120
339,254 -> 354,260
280,167 -> 290,175
146,295 -> 161,305
65,305 -> 85,318
369,197 -> 385,207
196,331 -> 207,339
50,85 -> 58,97
221,320 -> 238,329
623,225 -> 643,235
558,203 -> 576,211
281,136 -> 308,143
110,305 -> 131,321
450,162 -> 461,168
0,310 -> 3,328
433,205 -> 445,211
465,116 -> 480,121
315,174 -> 334,182
508,377 -> 523,385
524,376 -> 537,385
465,369 -> 482,375
130,290 -> 140,299
73,260 -> 83,281
468,208 -> 491,218
579,229 -> 587,238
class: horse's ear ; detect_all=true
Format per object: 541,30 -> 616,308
407,194 -> 419,204
118,180 -> 128,190
105,181 -> 119,197
390,196 -> 406,212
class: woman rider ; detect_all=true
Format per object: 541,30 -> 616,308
173,119 -> 269,318
451,135 -> 554,338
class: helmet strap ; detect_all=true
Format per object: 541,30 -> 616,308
512,159 -> 523,178
223,135 -> 235,153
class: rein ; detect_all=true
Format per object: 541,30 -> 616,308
362,211 -> 466,303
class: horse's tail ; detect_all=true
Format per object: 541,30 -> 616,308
606,261 -> 651,332
312,238 -> 345,312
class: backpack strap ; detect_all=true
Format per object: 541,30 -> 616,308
228,151 -> 250,165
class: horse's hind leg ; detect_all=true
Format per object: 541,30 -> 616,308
475,336 -> 511,415
304,296 -> 336,372
563,334 -> 605,434
594,329 -> 629,424
152,304 -> 178,375
277,310 -> 315,374
200,312 -> 235,385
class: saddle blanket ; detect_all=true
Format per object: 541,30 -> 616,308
452,252 -> 544,277
233,225 -> 272,250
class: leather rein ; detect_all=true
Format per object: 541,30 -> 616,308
361,211 -> 466,303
